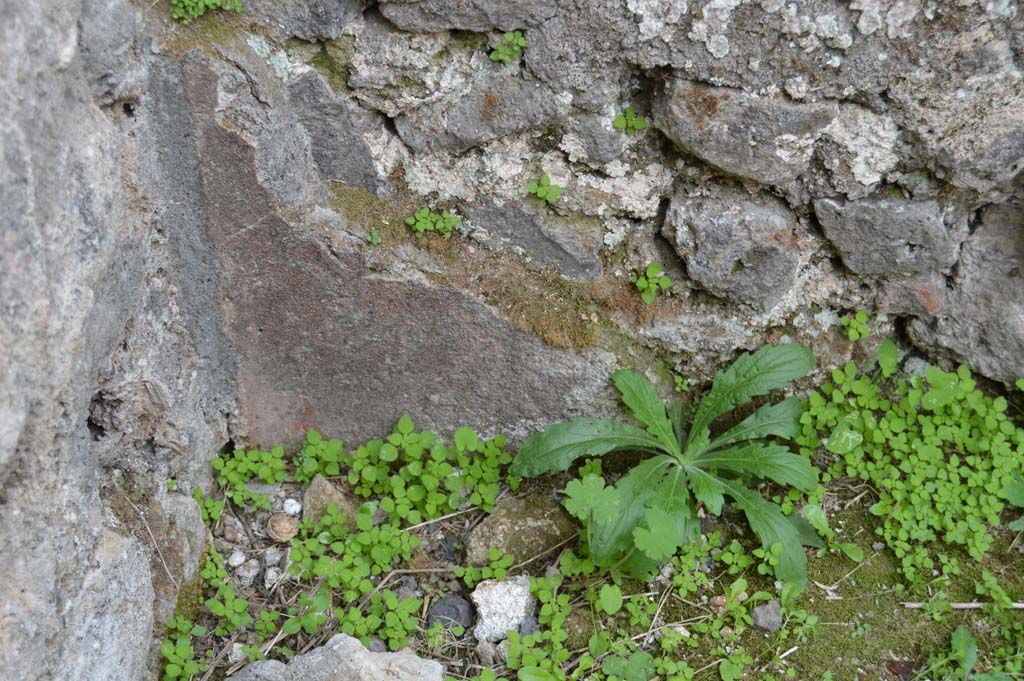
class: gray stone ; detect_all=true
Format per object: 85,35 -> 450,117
54,530 -> 154,681
379,0 -> 555,32
243,0 -> 371,40
908,198 -> 1024,384
77,0 -> 143,104
466,202 -> 603,281
394,71 -> 572,154
347,12 -> 482,118
814,196 -> 967,276
288,71 -> 387,194
653,79 -> 838,186
465,494 -> 577,567
471,576 -> 536,642
237,559 -> 262,588
662,185 -> 801,310
303,475 -> 359,526
427,594 -> 476,630
751,599 -> 783,632
232,634 -> 444,681
178,48 -> 616,448
519,614 -> 540,636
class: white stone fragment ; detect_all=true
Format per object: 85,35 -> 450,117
283,498 -> 302,516
471,576 -> 536,642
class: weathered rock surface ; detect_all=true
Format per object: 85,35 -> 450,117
427,594 -> 476,630
395,71 -> 572,154
663,185 -> 801,310
380,0 -> 555,32
908,198 -> 1024,384
233,633 -> 444,681
471,576 -> 536,642
814,196 -> 967,276
288,71 -> 387,194
751,600 -> 783,632
653,80 -> 838,186
303,475 -> 359,525
465,494 -> 577,566
466,202 -> 603,280
243,0 -> 371,40
4,0 -> 1024,678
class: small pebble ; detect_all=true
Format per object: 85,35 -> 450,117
223,523 -> 240,544
227,549 -> 247,568
264,567 -> 281,590
751,600 -> 783,632
368,637 -> 387,653
872,542 -> 886,551
228,643 -> 246,664
283,498 -> 302,516
264,547 -> 284,567
476,640 -> 498,666
236,559 -> 261,588
427,594 -> 475,631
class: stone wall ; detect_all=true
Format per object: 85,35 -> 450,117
0,0 -> 1021,678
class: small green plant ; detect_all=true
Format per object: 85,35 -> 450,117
367,228 -> 382,245
291,430 -> 344,483
453,548 -> 515,588
205,583 -> 252,635
167,478 -> 178,491
613,106 -> 648,135
406,207 -> 461,239
511,344 -> 820,588
171,0 -> 242,24
800,342 -> 1024,584
839,309 -> 870,341
192,489 -> 224,525
632,262 -> 672,304
489,30 -> 527,63
211,446 -> 287,510
525,175 -> 562,207
343,416 -> 513,523
673,374 -> 690,393
915,626 -> 1013,680
160,616 -> 209,681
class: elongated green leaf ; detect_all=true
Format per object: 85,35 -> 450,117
687,468 -> 725,515
612,370 -> 680,455
589,456 -> 674,565
708,397 -> 805,450
717,480 -> 807,590
694,443 -> 818,492
667,401 -> 688,452
509,419 -> 665,477
650,466 -> 699,546
787,514 -> 826,548
687,345 -> 815,455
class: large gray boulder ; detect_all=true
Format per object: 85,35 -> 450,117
232,634 -> 443,681
814,196 -> 967,276
663,186 -> 802,310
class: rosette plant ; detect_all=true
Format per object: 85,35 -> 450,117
510,345 -> 820,588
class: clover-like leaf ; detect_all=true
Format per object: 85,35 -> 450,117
563,474 -> 619,523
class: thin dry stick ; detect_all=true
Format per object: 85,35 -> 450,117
403,506 -> 484,532
198,631 -> 240,681
511,533 -> 580,571
644,584 -> 674,642
119,491 -> 179,590
902,601 -> 1024,610
779,645 -> 799,660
